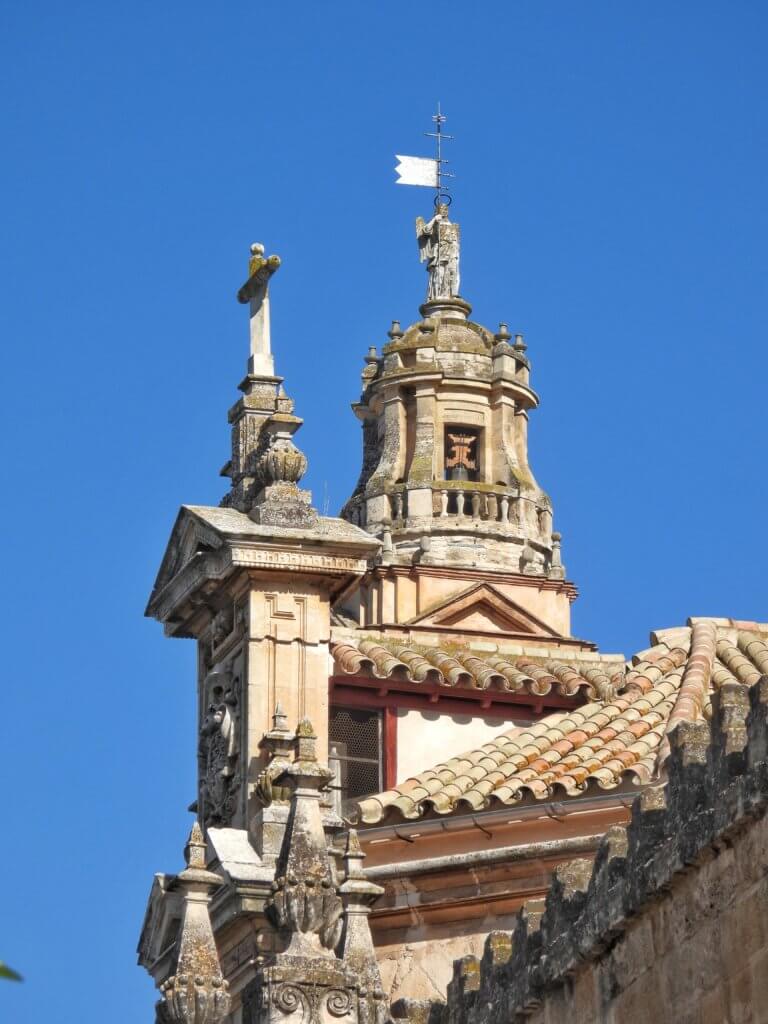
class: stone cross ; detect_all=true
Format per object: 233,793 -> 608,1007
237,243 -> 281,378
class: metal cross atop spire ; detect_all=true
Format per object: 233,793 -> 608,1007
424,103 -> 454,208
395,103 -> 455,208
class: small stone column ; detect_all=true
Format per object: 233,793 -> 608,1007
549,531 -> 566,580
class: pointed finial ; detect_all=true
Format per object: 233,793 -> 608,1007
159,823 -> 230,1023
343,828 -> 367,879
345,828 -> 363,855
272,702 -> 289,733
295,718 -> 317,762
184,821 -> 207,870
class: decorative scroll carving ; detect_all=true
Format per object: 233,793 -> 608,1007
326,990 -> 354,1018
272,983 -> 307,1017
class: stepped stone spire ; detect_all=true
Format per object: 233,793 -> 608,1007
242,719 -> 388,1024
221,244 -> 315,528
156,823 -> 231,1024
341,206 -> 566,582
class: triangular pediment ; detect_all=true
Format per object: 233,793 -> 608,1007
149,507 -> 224,603
406,582 -> 559,637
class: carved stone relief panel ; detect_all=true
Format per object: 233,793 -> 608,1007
243,970 -> 361,1024
198,644 -> 245,829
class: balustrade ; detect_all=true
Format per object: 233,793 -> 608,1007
377,487 -> 540,528
434,486 -> 522,525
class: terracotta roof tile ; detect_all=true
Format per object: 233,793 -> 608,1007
331,635 -> 625,699
354,619 -> 768,824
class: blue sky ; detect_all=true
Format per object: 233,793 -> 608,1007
1,2 -> 766,1020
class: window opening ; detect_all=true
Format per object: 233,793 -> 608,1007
444,426 -> 480,481
329,706 -> 382,804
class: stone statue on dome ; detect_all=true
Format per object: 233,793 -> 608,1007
416,203 -> 460,300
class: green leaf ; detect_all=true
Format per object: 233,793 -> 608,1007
0,962 -> 22,981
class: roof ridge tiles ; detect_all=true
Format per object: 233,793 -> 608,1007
736,633 -> 768,673
353,621 -> 768,825
716,638 -> 763,685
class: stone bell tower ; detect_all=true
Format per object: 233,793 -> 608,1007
141,244 -> 386,1023
145,244 -> 380,832
339,205 -> 576,636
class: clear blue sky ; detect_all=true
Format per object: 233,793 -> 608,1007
1,2 -> 766,1020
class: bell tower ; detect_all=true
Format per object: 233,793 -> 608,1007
339,205 -> 575,636
145,244 -> 380,833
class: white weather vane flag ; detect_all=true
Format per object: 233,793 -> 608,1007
394,154 -> 438,187
394,104 -> 453,201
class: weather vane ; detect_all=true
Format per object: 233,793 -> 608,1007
394,106 -> 460,301
395,103 -> 454,208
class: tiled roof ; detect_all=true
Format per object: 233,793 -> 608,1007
331,635 -> 624,701
354,618 -> 768,824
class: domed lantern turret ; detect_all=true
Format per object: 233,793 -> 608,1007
340,119 -> 576,635
342,205 -> 561,580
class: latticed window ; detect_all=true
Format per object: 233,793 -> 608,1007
329,706 -> 382,803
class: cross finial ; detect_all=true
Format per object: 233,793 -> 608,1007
425,102 -> 454,208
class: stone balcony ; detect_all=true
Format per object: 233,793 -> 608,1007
384,483 -> 552,536
345,483 -> 551,532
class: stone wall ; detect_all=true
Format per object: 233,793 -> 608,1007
378,924 -> 514,1004
392,677 -> 768,1023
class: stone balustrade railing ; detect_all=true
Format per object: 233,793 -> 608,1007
344,487 -> 553,538
435,487 -> 518,524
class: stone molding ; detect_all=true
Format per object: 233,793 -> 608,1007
391,676 -> 768,1024
146,506 -> 379,636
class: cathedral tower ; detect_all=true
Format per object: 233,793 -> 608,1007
339,204 -> 575,637
145,246 -> 379,831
